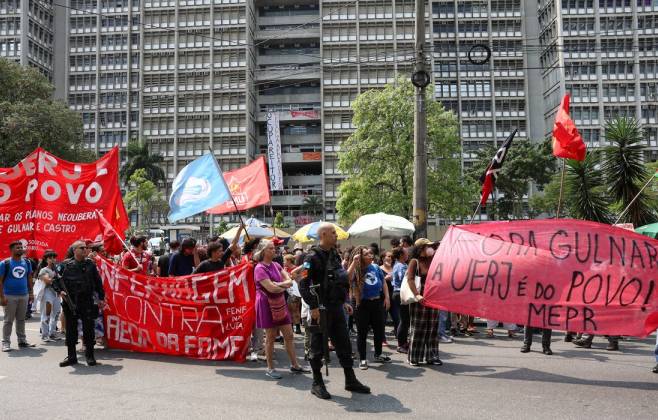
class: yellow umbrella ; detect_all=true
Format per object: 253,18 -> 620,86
265,226 -> 291,238
292,221 -> 349,243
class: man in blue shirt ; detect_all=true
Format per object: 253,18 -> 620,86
0,241 -> 35,352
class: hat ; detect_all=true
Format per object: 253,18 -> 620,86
272,237 -> 284,247
414,238 -> 433,248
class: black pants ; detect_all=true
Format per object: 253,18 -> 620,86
523,326 -> 552,349
356,299 -> 385,360
309,304 -> 353,372
397,296 -> 410,347
63,303 -> 95,358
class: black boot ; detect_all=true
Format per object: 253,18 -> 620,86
652,364 -> 658,374
520,344 -> 530,353
564,332 -> 574,342
311,370 -> 331,400
85,348 -> 97,366
605,342 -> 619,351
60,347 -> 78,367
542,346 -> 553,355
573,338 -> 592,348
344,368 -> 370,394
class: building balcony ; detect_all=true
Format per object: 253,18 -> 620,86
255,67 -> 320,82
258,92 -> 320,105
258,54 -> 318,67
257,110 -> 320,122
258,15 -> 316,27
255,28 -> 319,41
270,195 -> 305,206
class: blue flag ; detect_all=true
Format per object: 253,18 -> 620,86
168,154 -> 231,223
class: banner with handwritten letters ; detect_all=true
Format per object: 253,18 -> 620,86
423,220 -> 658,337
266,111 -> 284,191
98,257 -> 255,361
0,148 -> 128,259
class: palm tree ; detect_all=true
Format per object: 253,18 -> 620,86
564,153 -> 611,223
602,117 -> 657,226
120,139 -> 165,185
303,195 -> 323,217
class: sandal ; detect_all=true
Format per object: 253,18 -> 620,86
507,331 -> 517,338
486,329 -> 494,338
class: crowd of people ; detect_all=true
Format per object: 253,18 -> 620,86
1,223 -> 657,399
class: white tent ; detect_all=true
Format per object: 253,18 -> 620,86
347,213 -> 415,247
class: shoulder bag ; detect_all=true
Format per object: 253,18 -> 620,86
400,260 -> 421,305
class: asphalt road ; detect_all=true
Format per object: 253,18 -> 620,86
1,318 -> 656,419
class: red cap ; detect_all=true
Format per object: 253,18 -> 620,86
272,237 -> 284,247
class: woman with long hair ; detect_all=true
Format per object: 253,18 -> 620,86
253,240 -> 310,379
34,250 -> 62,342
348,246 -> 391,370
380,250 -> 396,346
405,239 -> 442,366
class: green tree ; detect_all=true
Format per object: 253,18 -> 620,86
273,212 -> 289,228
214,220 -> 231,235
124,169 -> 168,229
468,139 -> 556,219
603,117 -> 657,225
337,77 -> 472,224
0,59 -> 92,166
120,139 -> 165,185
562,153 -> 612,223
303,195 -> 323,217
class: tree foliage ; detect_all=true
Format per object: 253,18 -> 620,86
273,212 -> 289,228
120,139 -> 165,185
302,195 -> 323,217
602,117 -> 657,225
468,139 -> 556,219
337,77 -> 473,224
0,59 -> 92,166
125,169 -> 168,229
563,153 -> 612,223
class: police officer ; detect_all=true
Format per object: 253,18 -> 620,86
299,223 -> 370,399
53,240 -> 105,367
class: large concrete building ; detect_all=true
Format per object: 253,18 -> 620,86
2,0 -> 658,228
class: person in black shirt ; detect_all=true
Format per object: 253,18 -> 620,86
157,240 -> 180,277
168,238 -> 200,276
193,226 -> 242,274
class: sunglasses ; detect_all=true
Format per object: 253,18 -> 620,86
77,246 -> 88,250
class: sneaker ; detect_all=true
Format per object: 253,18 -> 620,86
440,335 -> 454,343
359,360 -> 368,370
1,342 -> 10,352
49,335 -> 64,341
408,360 -> 420,366
373,354 -> 392,363
42,337 -> 54,343
396,346 -> 408,354
18,342 -> 35,348
289,365 -> 311,374
248,351 -> 259,362
266,369 -> 282,380
653,364 -> 658,374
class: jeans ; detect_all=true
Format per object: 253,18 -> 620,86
523,326 -> 552,349
486,320 -> 517,330
40,288 -> 61,339
397,297 -> 410,347
389,292 -> 401,335
438,311 -> 449,337
2,295 -> 29,345
356,299 -> 385,360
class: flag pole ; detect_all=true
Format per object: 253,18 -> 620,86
207,148 -> 250,241
613,172 -> 657,225
556,158 -> 566,218
468,201 -> 482,225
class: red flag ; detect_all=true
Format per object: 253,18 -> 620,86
94,209 -> 126,255
552,94 -> 586,161
207,157 -> 271,214
480,130 -> 517,205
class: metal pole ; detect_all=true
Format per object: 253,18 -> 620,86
556,159 -> 566,219
412,0 -> 428,239
613,173 -> 657,225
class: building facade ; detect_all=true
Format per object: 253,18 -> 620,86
2,0 -> 658,228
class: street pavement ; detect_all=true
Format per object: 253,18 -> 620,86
0,318 -> 656,419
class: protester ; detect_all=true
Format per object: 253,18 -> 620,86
54,240 -> 106,367
348,246 -> 391,370
521,326 -> 553,355
283,254 -> 303,335
573,334 -> 620,351
168,238 -> 199,276
253,240 -> 310,379
653,329 -> 658,373
193,226 -> 242,274
35,250 -> 62,343
157,240 -> 180,276
380,250 -> 395,346
405,239 -> 442,366
122,235 -> 153,274
0,241 -> 35,351
391,247 -> 409,353
485,320 -> 517,339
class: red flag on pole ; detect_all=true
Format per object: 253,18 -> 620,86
552,94 -> 586,161
207,157 -> 271,215
94,209 -> 126,255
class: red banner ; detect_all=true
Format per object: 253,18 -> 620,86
207,156 -> 270,214
290,110 -> 319,119
0,148 -> 128,259
423,220 -> 658,337
98,257 -> 255,361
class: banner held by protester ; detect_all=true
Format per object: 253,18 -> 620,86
97,257 -> 255,361
423,219 -> 658,337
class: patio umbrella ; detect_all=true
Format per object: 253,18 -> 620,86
292,221 -> 349,243
220,224 -> 272,242
635,222 -> 658,239
347,213 -> 415,248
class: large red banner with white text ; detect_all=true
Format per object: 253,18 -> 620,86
423,220 -> 658,337
97,257 -> 255,361
0,148 -> 128,259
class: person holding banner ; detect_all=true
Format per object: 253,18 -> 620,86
520,326 -> 553,355
168,238 -> 200,276
253,240 -> 311,380
653,330 -> 658,373
193,226 -> 243,274
0,241 -> 35,352
405,239 -> 442,367
122,236 -> 153,274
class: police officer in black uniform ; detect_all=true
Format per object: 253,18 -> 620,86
53,240 -> 105,367
299,223 -> 370,399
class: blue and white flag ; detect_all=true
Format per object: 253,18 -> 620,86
168,153 -> 231,223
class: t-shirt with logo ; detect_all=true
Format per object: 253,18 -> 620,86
361,263 -> 384,300
0,258 -> 33,296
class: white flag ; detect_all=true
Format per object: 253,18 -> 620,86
266,111 -> 284,191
